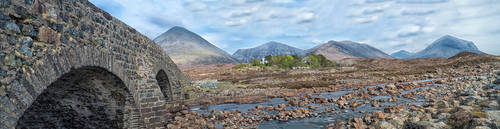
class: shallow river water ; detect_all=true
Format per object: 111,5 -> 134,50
190,78 -> 446,129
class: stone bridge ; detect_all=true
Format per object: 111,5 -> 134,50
0,0 -> 189,128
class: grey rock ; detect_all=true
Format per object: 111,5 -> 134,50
0,69 -> 6,77
4,54 -> 15,67
0,13 -> 9,21
474,126 -> 491,129
375,121 -> 396,129
18,37 -> 32,57
494,79 -> 500,85
0,0 -> 10,8
49,8 -> 57,19
487,111 -> 500,121
21,24 -> 37,37
232,41 -> 305,62
4,22 -> 20,33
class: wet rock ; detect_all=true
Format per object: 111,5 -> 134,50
255,105 -> 263,110
353,118 -> 366,129
314,97 -> 328,104
386,84 -> 396,89
371,100 -> 379,107
335,120 -> 345,129
372,111 -> 388,119
350,101 -> 361,110
265,106 -> 274,111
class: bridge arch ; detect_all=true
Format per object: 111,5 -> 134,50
2,46 -> 145,128
16,66 -> 138,128
156,69 -> 173,102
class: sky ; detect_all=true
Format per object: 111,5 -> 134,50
89,0 -> 500,55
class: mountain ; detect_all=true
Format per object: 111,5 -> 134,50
153,26 -> 237,66
391,50 -> 414,59
410,35 -> 483,58
306,41 -> 392,61
232,41 -> 305,62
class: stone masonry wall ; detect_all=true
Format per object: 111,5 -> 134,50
0,0 -> 189,128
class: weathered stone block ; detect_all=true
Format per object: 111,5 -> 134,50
17,37 -> 32,57
37,26 -> 57,44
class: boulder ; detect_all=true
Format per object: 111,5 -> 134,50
374,121 -> 395,129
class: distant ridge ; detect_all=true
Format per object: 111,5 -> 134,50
391,50 -> 414,59
232,41 -> 305,62
410,35 -> 483,59
306,40 -> 393,61
153,26 -> 237,66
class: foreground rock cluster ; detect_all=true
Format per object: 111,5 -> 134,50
167,65 -> 500,129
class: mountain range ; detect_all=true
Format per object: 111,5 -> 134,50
153,26 -> 237,66
232,41 -> 305,62
155,27 -> 485,66
391,50 -> 414,59
390,35 -> 484,59
409,35 -> 483,58
306,41 -> 393,61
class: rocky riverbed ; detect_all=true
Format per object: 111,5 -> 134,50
166,69 -> 500,129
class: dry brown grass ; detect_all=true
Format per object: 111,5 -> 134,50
181,54 -> 500,89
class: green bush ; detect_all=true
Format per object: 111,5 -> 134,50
232,63 -> 250,69
307,54 -> 336,68
240,54 -> 336,70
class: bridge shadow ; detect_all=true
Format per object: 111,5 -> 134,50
16,66 -> 140,129
157,69 -> 173,102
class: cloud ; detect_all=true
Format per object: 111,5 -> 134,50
401,10 -> 436,16
362,8 -> 384,15
147,16 -> 183,28
225,19 -> 248,27
396,0 -> 449,4
353,15 -> 379,24
364,0 -> 393,4
295,12 -> 315,24
201,33 -> 229,49
89,0 -> 500,55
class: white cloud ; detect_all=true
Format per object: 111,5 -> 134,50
295,12 -> 315,24
224,19 -> 248,27
90,0 -> 500,55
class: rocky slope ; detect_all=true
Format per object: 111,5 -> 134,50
411,35 -> 483,58
391,50 -> 414,59
232,41 -> 305,62
306,41 -> 392,61
153,26 -> 237,66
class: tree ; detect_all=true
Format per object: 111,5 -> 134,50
251,58 -> 262,66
